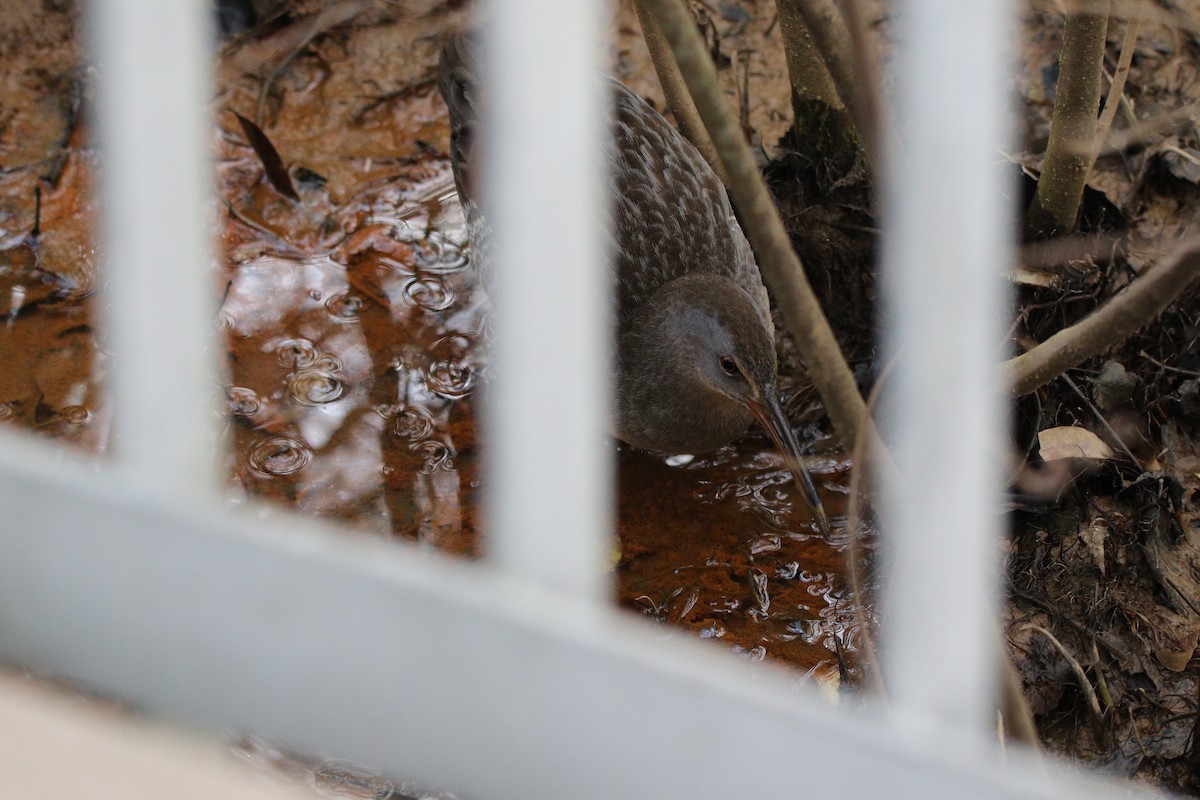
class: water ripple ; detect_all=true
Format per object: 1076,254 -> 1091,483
403,275 -> 455,312
420,230 -> 469,273
393,404 -> 435,441
288,369 -> 344,406
249,435 -> 312,476
226,386 -> 262,417
274,337 -> 318,369
325,290 -> 364,322
415,440 -> 455,474
427,360 -> 474,398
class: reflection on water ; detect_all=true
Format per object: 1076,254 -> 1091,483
247,434 -> 313,477
220,187 -> 485,546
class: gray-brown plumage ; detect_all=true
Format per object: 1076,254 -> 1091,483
437,34 -> 828,532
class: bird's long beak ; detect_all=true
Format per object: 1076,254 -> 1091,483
746,390 -> 830,536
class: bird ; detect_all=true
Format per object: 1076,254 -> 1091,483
437,34 -> 829,534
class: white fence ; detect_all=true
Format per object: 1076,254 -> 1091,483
0,0 -> 1160,798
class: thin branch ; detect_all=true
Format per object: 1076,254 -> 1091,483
1022,623 -> 1105,729
1003,236 -> 1200,396
1094,16 -> 1140,155
250,0 -> 367,124
632,0 -> 727,184
844,354 -> 898,694
1100,104 -> 1200,156
1000,650 -> 1043,747
1090,640 -> 1114,711
1030,0 -> 1200,39
1061,372 -> 1143,468
638,0 -> 873,455
846,357 -> 1042,751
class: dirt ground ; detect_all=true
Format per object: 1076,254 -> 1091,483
6,0 -> 1200,795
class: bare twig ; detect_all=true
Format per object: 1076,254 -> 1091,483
1018,231 -> 1121,271
1094,16 -> 1140,156
1099,104 -> 1200,156
1022,623 -> 1105,728
1061,373 -> 1143,468
219,196 -> 301,252
639,0 -> 872,453
1095,0 -> 1200,35
250,0 -> 367,124
1029,0 -> 1198,34
844,355 -> 899,694
845,357 -> 1041,750
1090,640 -> 1114,711
632,0 -> 727,184
1000,651 -> 1043,747
1003,236 -> 1200,396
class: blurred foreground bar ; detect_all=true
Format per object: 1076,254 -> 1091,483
881,0 -> 1015,737
482,0 -> 614,598
89,0 -> 220,490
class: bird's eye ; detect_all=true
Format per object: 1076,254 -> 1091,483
719,356 -> 738,376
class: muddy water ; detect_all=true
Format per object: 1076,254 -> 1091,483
0,5 -> 860,686
0,144 -> 107,452
618,445 -> 860,688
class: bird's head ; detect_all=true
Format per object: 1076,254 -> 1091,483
619,275 -> 828,533
674,286 -> 778,412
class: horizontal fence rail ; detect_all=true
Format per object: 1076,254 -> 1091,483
0,429 -> 1136,800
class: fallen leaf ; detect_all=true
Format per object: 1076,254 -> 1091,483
1008,266 -> 1061,288
233,111 -> 299,201
1038,426 -> 1115,462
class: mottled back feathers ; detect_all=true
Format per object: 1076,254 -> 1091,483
436,33 -> 770,334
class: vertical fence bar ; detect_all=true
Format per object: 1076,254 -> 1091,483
483,2 -> 613,598
89,0 -> 219,491
881,0 -> 1015,736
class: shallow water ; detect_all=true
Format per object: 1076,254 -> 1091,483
617,441 -> 857,680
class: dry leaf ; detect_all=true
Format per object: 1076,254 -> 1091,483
1008,266 -> 1061,288
233,111 -> 299,201
1038,426 -> 1115,462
